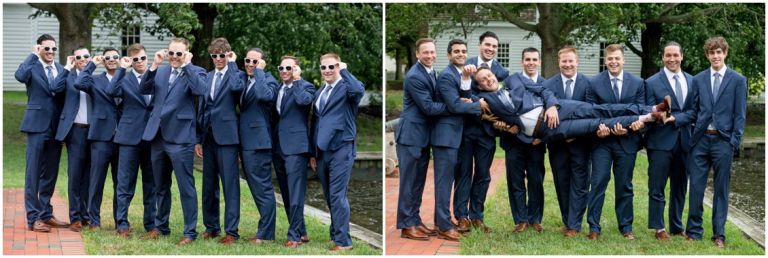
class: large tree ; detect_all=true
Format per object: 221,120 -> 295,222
29,3 -> 106,63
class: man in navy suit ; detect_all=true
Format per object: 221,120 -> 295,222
15,34 -> 69,232
432,39 -> 483,241
272,55 -> 316,248
110,43 -> 159,238
396,38 -> 447,240
309,53 -> 365,251
138,37 -> 208,245
54,46 -> 95,232
685,37 -> 746,248
543,47 -> 593,237
196,38 -> 243,245
642,42 -> 696,241
585,44 -> 646,240
454,31 -> 509,233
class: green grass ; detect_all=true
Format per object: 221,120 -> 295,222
743,124 -> 764,138
459,154 -> 764,255
356,113 -> 382,152
3,93 -> 380,255
385,90 -> 402,119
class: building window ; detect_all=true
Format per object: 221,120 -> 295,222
121,26 -> 141,57
598,42 -> 607,73
497,43 -> 510,68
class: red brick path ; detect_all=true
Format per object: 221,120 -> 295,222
3,188 -> 86,255
385,159 -> 505,255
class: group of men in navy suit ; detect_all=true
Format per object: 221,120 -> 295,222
17,34 -> 364,251
396,31 -> 745,249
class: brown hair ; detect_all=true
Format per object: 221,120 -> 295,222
604,44 -> 624,55
320,53 -> 340,62
280,55 -> 300,66
169,37 -> 190,48
415,38 -> 435,52
703,36 -> 729,53
558,46 -> 578,59
126,43 -> 146,56
207,37 -> 231,53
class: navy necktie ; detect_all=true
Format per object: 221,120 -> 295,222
565,79 -> 573,100
611,78 -> 620,101
168,69 -> 180,92
673,74 -> 684,106
319,84 -> 333,112
211,72 -> 222,99
712,73 -> 721,100
46,65 -> 54,86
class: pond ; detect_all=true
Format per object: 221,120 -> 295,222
708,151 -> 765,223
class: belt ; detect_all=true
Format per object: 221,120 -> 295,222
705,129 -> 719,135
73,123 -> 89,128
532,109 -> 546,138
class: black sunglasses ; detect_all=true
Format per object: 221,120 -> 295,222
277,66 -> 293,72
75,54 -> 91,60
320,64 -> 337,71
167,51 -> 184,57
210,53 -> 226,59
43,47 -> 58,52
104,55 -> 120,61
244,58 -> 259,64
132,56 -> 147,62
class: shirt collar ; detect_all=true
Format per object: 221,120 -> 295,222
132,69 -> 143,78
214,65 -> 228,76
710,65 -> 727,78
418,61 -> 433,74
664,67 -> 683,81
106,73 -> 114,82
478,58 -> 493,67
561,73 -> 576,84
522,72 -> 539,83
610,70 -> 624,82
326,77 -> 342,89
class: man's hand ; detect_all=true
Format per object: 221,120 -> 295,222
183,51 -> 193,65
460,98 -> 472,103
226,51 -> 237,62
596,123 -> 610,138
152,49 -> 166,70
32,44 -> 41,54
544,106 -> 560,129
93,56 -> 104,66
664,115 -> 676,124
629,120 -> 645,131
309,157 -> 317,172
611,123 -> 628,136
479,98 -> 491,114
493,121 -> 508,130
195,144 -> 203,158
339,62 -> 348,70
462,64 -> 477,80
481,113 -> 498,122
65,56 -> 76,70
292,65 -> 302,80
532,139 -> 542,146
255,59 -> 266,69
120,57 -> 132,69
507,125 -> 519,135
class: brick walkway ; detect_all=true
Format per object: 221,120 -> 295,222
3,188 -> 86,255
385,158 -> 505,255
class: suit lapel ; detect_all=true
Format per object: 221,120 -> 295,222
683,73 -> 693,108
715,70 -> 733,103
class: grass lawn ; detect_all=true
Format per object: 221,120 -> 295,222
356,113 -> 382,152
459,153 -> 764,255
744,124 -> 764,138
3,91 -> 380,255
385,90 -> 402,120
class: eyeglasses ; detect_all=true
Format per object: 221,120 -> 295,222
104,55 -> 120,61
210,53 -> 226,59
244,58 -> 259,64
132,56 -> 147,62
167,51 -> 184,57
277,66 -> 293,72
320,64 -> 337,71
43,47 -> 58,52
75,54 -> 91,60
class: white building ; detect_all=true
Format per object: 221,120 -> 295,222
3,3 -> 168,91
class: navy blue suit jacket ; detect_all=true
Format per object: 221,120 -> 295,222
108,69 -> 153,146
433,65 -> 481,148
312,69 -> 365,152
395,62 -> 447,148
466,56 -> 509,84
74,62 -> 124,141
498,72 -> 554,146
586,70 -> 646,153
54,67 -> 91,141
139,64 -> 208,144
274,79 -> 316,155
690,67 -> 747,149
197,62 -> 244,145
15,53 -> 66,134
463,57 -> 509,145
645,69 -> 696,151
239,69 -> 277,151
543,72 -> 590,102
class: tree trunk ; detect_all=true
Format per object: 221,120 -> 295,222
29,3 -> 97,64
640,22 -> 663,79
394,47 -> 402,80
536,4 -> 562,78
190,3 -> 217,70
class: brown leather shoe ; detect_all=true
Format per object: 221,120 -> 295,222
655,95 -> 671,114
437,228 -> 461,242
87,224 -> 100,231
218,234 -> 236,245
400,226 -> 429,241
44,217 -> 70,228
563,229 -> 579,238
284,240 -> 302,248
713,238 -> 725,248
116,228 -> 130,238
201,231 -> 220,240
622,231 -> 635,240
587,231 -> 600,240
301,235 -> 310,243
456,218 -> 471,233
248,237 -> 273,245
685,235 -> 697,241
32,220 -> 51,232
670,231 -> 686,237
141,229 -> 163,240
471,219 -> 492,233
68,221 -> 83,232
655,230 -> 670,241
513,222 -> 528,233
177,237 -> 194,246
329,245 -> 353,252
531,223 -> 544,232
416,223 -> 437,236
559,227 -> 568,234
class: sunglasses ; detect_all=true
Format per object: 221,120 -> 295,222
132,56 -> 147,62
210,53 -> 226,59
167,51 -> 184,57
75,54 -> 91,60
43,47 -> 58,52
320,64 -> 337,71
104,55 -> 120,61
277,66 -> 293,72
244,58 -> 259,64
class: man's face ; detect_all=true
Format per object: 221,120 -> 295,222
416,42 -> 436,68
604,49 -> 625,76
521,51 -> 540,77
130,50 -> 147,74
662,46 -> 683,73
320,57 -> 340,84
479,37 -> 498,62
279,59 -> 296,83
168,42 -> 187,69
73,49 -> 91,70
706,48 -> 727,71
244,51 -> 263,76
39,40 -> 56,64
558,51 -> 579,78
448,43 -> 467,67
210,50 -> 227,70
103,50 -> 119,71
475,69 -> 499,92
